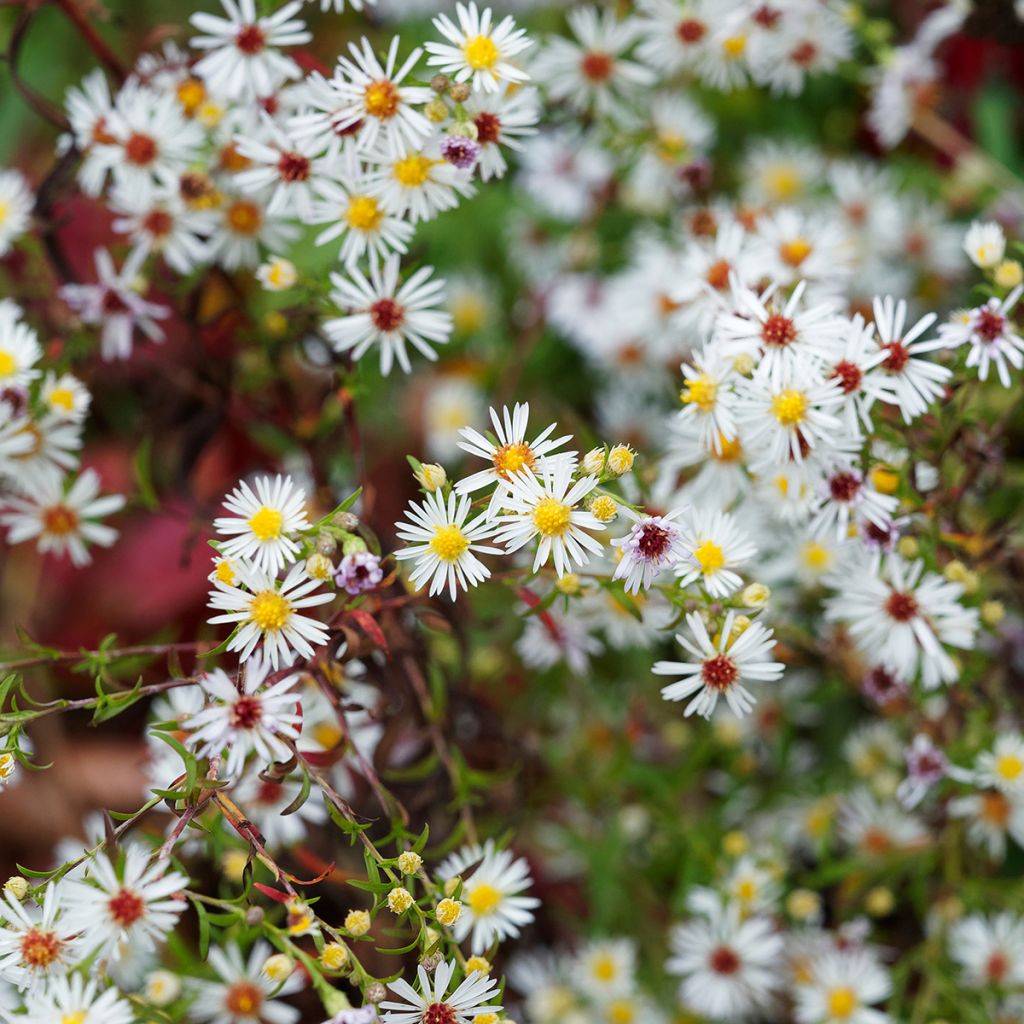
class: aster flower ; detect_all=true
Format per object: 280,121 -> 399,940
963,220 -> 1006,269
19,972 -> 134,1024
110,184 -> 215,275
795,949 -> 892,1024
0,885 -> 82,993
676,509 -> 757,598
949,912 -> 1024,989
208,191 -> 300,271
2,412 -> 83,497
324,256 -> 452,375
838,788 -> 929,856
939,286 -> 1024,389
611,508 -> 688,594
207,560 -> 334,668
896,734 -> 948,809
0,300 -> 41,391
678,346 -> 738,453
653,610 -> 784,719
971,733 -> 1024,797
190,940 -> 302,1024
213,474 -> 311,575
336,551 -> 384,596
462,85 -> 540,183
380,958 -> 501,1024
0,169 -> 33,257
394,488 -> 500,601
809,460 -> 898,543
365,140 -> 477,224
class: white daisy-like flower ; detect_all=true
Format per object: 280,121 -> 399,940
809,461 -> 899,543
949,788 -> 1024,861
380,958 -> 501,1024
611,508 -> 688,594
365,140 -> 477,225
324,255 -> 452,375
394,488 -> 500,601
190,940 -> 302,1024
424,2 -> 532,95
214,474 -> 311,575
678,346 -> 738,453
62,847 -> 188,963
307,0 -> 376,11
455,402 -> 573,513
208,192 -> 300,271
232,770 -> 327,848
939,286 -> 1024,389
19,971 -> 134,1024
666,891 -> 784,1020
0,885 -> 82,994
1,411 -> 83,497
577,938 -> 636,997
635,0 -> 714,75
676,509 -> 757,598
754,208 -> 854,296
824,554 -> 979,690
1,468 -> 124,567
64,69 -> 114,196
0,300 -> 41,390
972,733 -> 1024,797
963,219 -> 1006,269
438,840 -> 540,954
0,169 -> 33,257
838,788 -> 930,856
949,912 -> 1024,988
654,611 -> 784,719
207,560 -> 334,668
795,948 -> 892,1024
190,0 -> 311,101
462,85 -> 540,183
494,463 -> 604,577
184,656 -> 303,775
825,314 -> 889,438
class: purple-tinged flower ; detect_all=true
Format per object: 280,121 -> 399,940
336,550 -> 384,595
611,508 -> 687,594
862,665 -> 908,708
441,134 -> 481,170
897,734 -> 948,808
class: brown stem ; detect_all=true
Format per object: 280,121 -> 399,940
54,0 -> 128,84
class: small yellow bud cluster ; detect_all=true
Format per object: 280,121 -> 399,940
722,831 -> 748,858
262,954 -> 294,983
786,888 -> 822,922
387,887 -> 414,914
415,463 -> 447,492
321,943 -> 350,970
466,956 -> 492,974
865,886 -> 895,917
436,898 -> 463,926
305,552 -> 334,580
398,850 -> 423,875
345,909 -> 371,936
589,494 -> 618,522
555,572 -> 583,595
3,876 -> 28,901
741,583 -> 770,608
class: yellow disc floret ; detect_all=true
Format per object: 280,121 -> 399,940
771,388 -> 808,426
393,154 -> 434,187
248,506 -> 284,541
467,882 -> 502,916
826,987 -> 858,1019
429,524 -> 471,562
532,497 -> 573,537
463,34 -> 500,70
682,374 -> 718,412
249,591 -> 291,633
694,539 -> 725,575
492,441 -> 535,478
346,195 -> 384,232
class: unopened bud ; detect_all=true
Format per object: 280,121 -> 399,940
420,951 -> 444,972
316,532 -> 338,556
435,898 -> 462,926
741,583 -> 770,608
345,909 -> 371,936
3,877 -> 28,901
430,74 -> 450,93
333,511 -> 359,530
342,535 -> 368,556
306,553 -> 334,581
982,600 -> 1005,627
398,851 -> 423,875
582,447 -> 606,475
414,464 -> 447,492
606,444 -> 635,477
448,82 -> 471,102
262,954 -> 294,982
321,943 -> 349,970
245,906 -> 264,927
366,982 -> 388,1004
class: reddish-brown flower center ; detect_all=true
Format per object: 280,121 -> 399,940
369,298 -> 405,333
705,259 -> 731,291
790,41 -> 817,66
828,472 -> 861,503
424,1004 -> 458,1024
124,132 -> 158,166
231,694 -> 263,730
709,945 -> 741,974
42,505 -> 79,536
143,209 -> 174,237
885,590 -> 919,623
987,951 -> 1009,982
831,359 -> 862,393
257,780 -> 284,804
580,51 -> 614,81
880,341 -> 909,373
102,289 -> 131,315
676,18 -> 707,43
761,313 -> 797,348
474,112 -> 502,145
636,521 -> 672,561
975,308 -> 1005,342
20,928 -> 63,968
235,24 -> 266,54
277,151 -> 311,183
701,654 -> 739,690
752,5 -> 782,27
109,887 -> 146,926
225,981 -> 264,1016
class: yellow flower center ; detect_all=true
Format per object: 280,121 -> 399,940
463,34 -> 500,70
467,882 -> 502,916
997,754 -> 1024,781
713,434 -> 743,462
682,374 -> 718,412
590,495 -> 618,522
780,237 -> 813,267
312,721 -> 343,750
492,441 -> 535,479
215,560 -> 236,585
735,878 -> 757,903
656,130 -> 688,163
533,497 -> 573,537
48,387 -> 76,412
722,34 -> 747,58
771,388 -> 808,426
176,77 -> 206,114
429,524 -> 471,563
766,166 -> 801,200
801,541 -> 833,571
592,954 -> 617,982
61,1013 -> 87,1024
827,987 -> 858,1019
394,154 -> 434,187
607,1000 -> 636,1024
346,194 -> 384,231
248,505 -> 284,541
249,590 -> 291,632
364,79 -> 400,119
694,539 -> 725,574
452,295 -> 488,334
0,351 -> 15,378
0,200 -> 9,226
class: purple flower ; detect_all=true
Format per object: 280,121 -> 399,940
897,734 -> 948,808
323,1009 -> 377,1024
441,134 -> 481,170
336,551 -> 384,595
862,665 -> 908,707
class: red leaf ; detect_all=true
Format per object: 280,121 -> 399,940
281,861 -> 337,886
253,882 -> 291,904
348,609 -> 389,655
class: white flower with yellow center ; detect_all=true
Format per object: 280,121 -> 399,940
40,372 -> 90,422
455,402 -> 573,514
214,474 -> 311,575
207,560 -> 333,668
255,255 -> 297,292
678,347 -> 738,453
963,220 -> 1006,269
0,884 -> 82,994
974,734 -> 1024,797
0,170 -> 33,258
495,463 -> 604,577
578,938 -> 636,997
19,970 -> 134,1024
425,2 -> 532,95
795,949 -> 891,1024
190,940 -> 302,1024
0,300 -> 41,391
676,509 -> 757,598
394,488 -> 500,601
366,140 -> 477,224
726,856 -> 780,916
438,840 -> 540,954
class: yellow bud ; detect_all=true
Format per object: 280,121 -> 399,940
397,851 -> 423,875
262,954 -> 294,983
344,909 -> 371,936
3,877 -> 28,901
582,447 -> 607,475
144,969 -> 182,1007
590,494 -> 618,523
264,310 -> 289,336
722,831 -> 748,857
436,898 -> 462,926
305,552 -> 334,580
994,259 -> 1024,289
607,444 -> 635,477
943,560 -> 968,583
425,98 -> 449,123
982,600 -> 1005,627
741,583 -> 770,608
556,572 -> 582,595
730,615 -> 752,639
387,887 -> 414,914
896,536 -> 920,559
414,464 -> 447,492
466,956 -> 492,974
786,888 -> 821,922
732,352 -> 755,376
321,943 -> 350,970
870,466 -> 900,495
865,886 -> 894,917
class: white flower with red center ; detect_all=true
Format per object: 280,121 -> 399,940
190,940 -> 302,1024
532,6 -> 653,121
896,733 -> 948,809
462,86 -> 540,183
949,788 -> 1024,860
365,140 -> 477,225
494,463 -> 605,577
611,508 -> 688,594
824,554 -> 979,690
808,460 -> 898,543
0,170 -> 33,258
838,788 -> 929,857
825,315 -> 888,437
666,891 -> 784,1019
795,948 -> 892,1024
110,184 -> 215,275
380,958 -> 501,1024
394,488 -> 500,601
1,468 -> 124,567
0,884 -> 82,994
19,971 -> 134,1024
949,913 -> 1024,990
939,286 -> 1024,388
868,294 -> 951,423
424,2 -> 532,95
308,0 -> 377,11
455,402 -> 574,514
63,68 -> 114,195
208,190 -> 299,271
185,656 -> 303,775
748,5 -> 852,97
971,733 -> 1024,797
190,0 -> 311,101
0,401 -> 35,478
0,300 -> 40,391
716,280 -> 846,388
675,509 -> 756,598
214,474 -> 311,575
654,610 -> 784,719
207,560 -> 334,668
324,255 -> 453,375
292,36 -> 432,158
59,247 -> 170,362
63,847 -> 187,962
635,0 -> 714,76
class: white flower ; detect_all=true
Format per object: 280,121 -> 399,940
365,140 -> 476,225
838,788 -> 929,855
666,892 -> 783,1020
424,2 -> 532,95
963,220 -> 1006,269
0,411 -> 82,497
438,841 -> 540,954
207,560 -> 334,668
0,169 -> 33,257
19,972 -> 134,1024
676,509 -> 757,598
62,847 -> 188,963
208,192 -> 300,271
185,656 -> 303,775
324,255 -> 452,375
256,256 -> 298,292
824,554 -> 979,689
653,610 -> 784,719
949,788 -> 1024,861
972,733 -> 1024,796
494,463 -> 605,577
809,461 -> 899,543
214,474 -> 311,575
0,885 -> 82,993
577,938 -> 636,997
1,468 -> 124,567
0,300 -> 41,390
110,184 -> 215,275
394,488 -> 500,601
462,86 -> 540,182
611,508 -> 688,594
939,286 -> 1024,388
190,0 -> 311,100
232,770 -> 327,848
795,948 -> 892,1024
190,940 -> 301,1024
949,912 -> 1024,988
678,346 -> 738,453
380,958 -> 501,1024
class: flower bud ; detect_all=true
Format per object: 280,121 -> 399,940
262,953 -> 294,982
589,495 -> 618,523
786,888 -> 821,922
398,851 -> 423,875
466,956 -> 492,974
741,583 -> 770,608
144,969 -> 182,1007
342,535 -> 369,556
3,877 -> 28,901
345,909 -> 371,936
306,553 -> 334,581
448,82 -> 471,102
430,74 -> 450,93
256,256 -> 298,292
444,876 -> 462,897
435,898 -> 462,926
582,447 -> 606,475
245,906 -> 264,927
321,943 -> 350,970
333,511 -> 359,530
425,98 -> 449,123
414,464 -> 447,492
865,886 -> 894,917
387,887 -> 414,914
420,951 -> 444,972
555,572 -> 582,596
606,444 -> 635,477
366,982 -> 388,1004
994,259 -> 1024,289
982,600 -> 1005,627
316,532 -> 339,556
